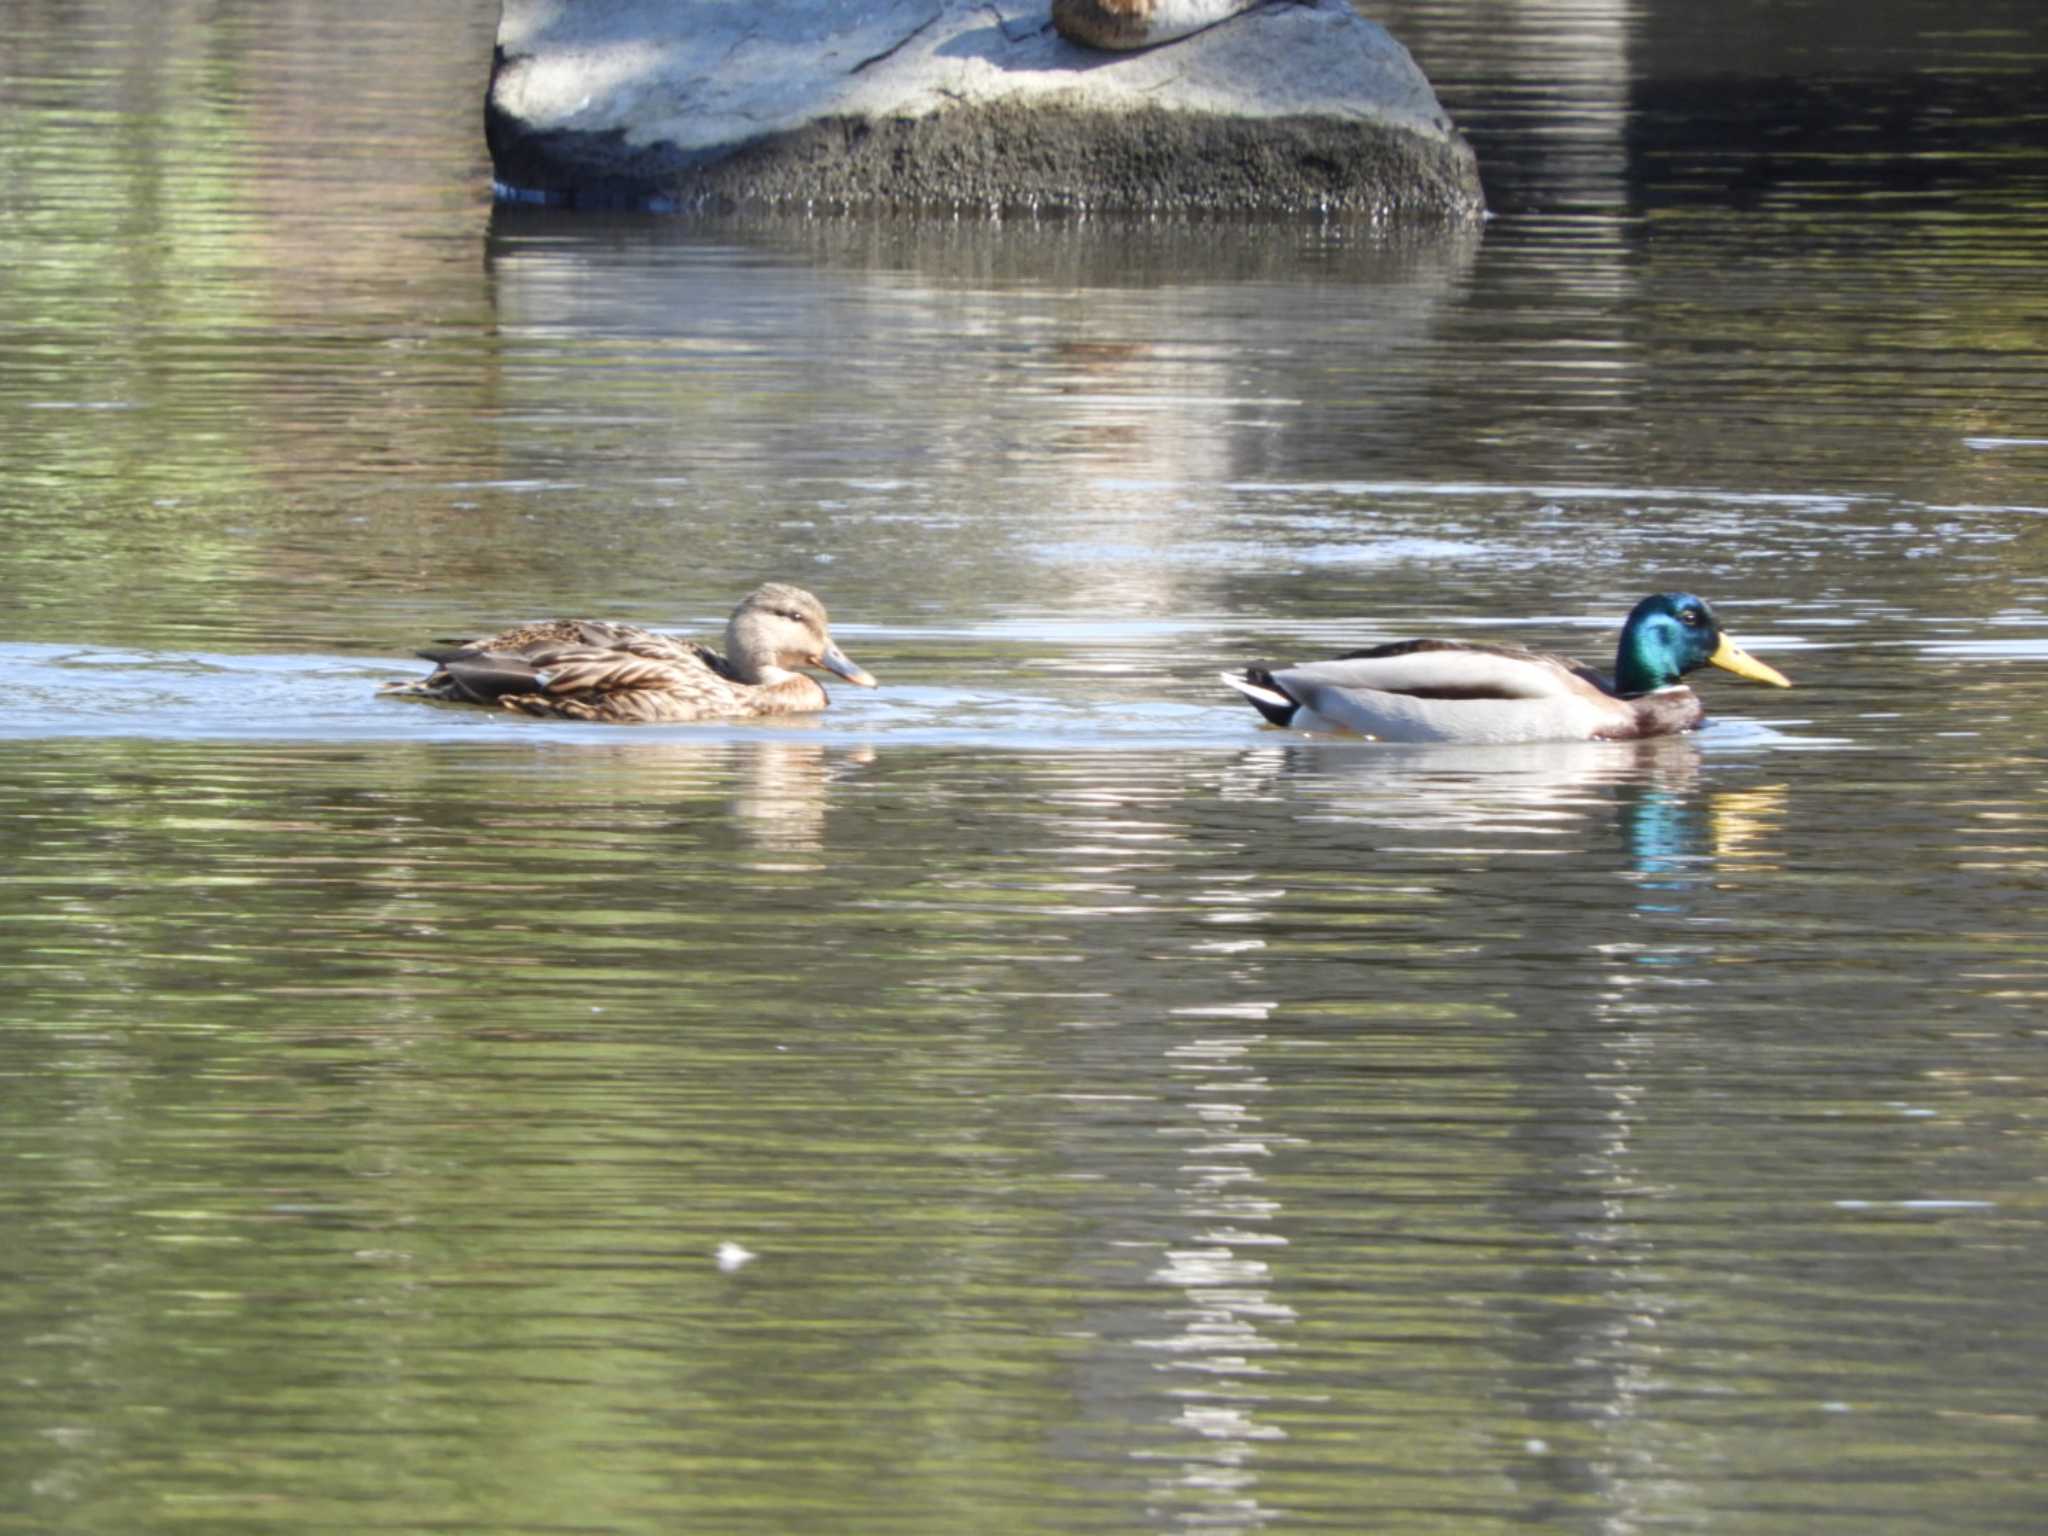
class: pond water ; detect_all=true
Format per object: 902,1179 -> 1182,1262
3,2 -> 2047,1532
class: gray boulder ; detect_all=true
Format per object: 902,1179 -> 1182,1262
487,0 -> 1483,216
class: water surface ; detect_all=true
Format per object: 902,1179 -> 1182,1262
3,2 -> 2047,1532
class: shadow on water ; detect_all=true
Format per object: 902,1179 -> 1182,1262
1380,0 -> 2048,215
487,201 -> 1489,287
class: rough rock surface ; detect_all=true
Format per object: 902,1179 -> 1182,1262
487,0 -> 1482,216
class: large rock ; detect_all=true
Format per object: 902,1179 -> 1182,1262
486,0 -> 1483,217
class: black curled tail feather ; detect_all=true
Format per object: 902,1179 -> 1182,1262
1220,666 -> 1302,728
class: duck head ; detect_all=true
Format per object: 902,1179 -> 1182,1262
1614,592 -> 1792,696
726,583 -> 878,688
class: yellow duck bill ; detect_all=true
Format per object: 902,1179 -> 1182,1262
1709,635 -> 1793,688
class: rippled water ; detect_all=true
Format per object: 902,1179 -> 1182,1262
4,2 -> 2048,1532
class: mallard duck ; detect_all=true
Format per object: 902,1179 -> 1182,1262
1222,592 -> 1790,743
1052,0 -> 1261,50
381,582 -> 877,723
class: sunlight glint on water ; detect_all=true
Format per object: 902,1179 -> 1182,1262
3,2 -> 2048,1533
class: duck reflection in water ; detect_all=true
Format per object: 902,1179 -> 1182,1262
501,737 -> 874,855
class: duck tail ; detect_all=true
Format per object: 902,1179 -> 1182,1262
1220,668 -> 1301,728
381,654 -> 548,707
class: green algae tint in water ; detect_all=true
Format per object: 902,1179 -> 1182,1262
4,2 -> 2048,1533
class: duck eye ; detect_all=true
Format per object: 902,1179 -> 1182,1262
1679,607 -> 1703,627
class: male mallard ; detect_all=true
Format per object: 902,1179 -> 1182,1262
381,582 -> 877,723
1222,592 -> 1790,743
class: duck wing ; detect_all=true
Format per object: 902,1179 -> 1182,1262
1223,639 -> 1636,743
494,644 -> 744,722
393,629 -> 726,716
1305,639 -> 1609,701
425,619 -> 707,665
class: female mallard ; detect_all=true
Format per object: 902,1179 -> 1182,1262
1222,593 -> 1790,744
381,582 -> 877,723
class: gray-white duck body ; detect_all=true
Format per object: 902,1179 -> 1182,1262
1222,593 -> 1790,744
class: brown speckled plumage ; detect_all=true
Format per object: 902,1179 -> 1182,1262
1051,0 -> 1272,51
381,583 -> 877,724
